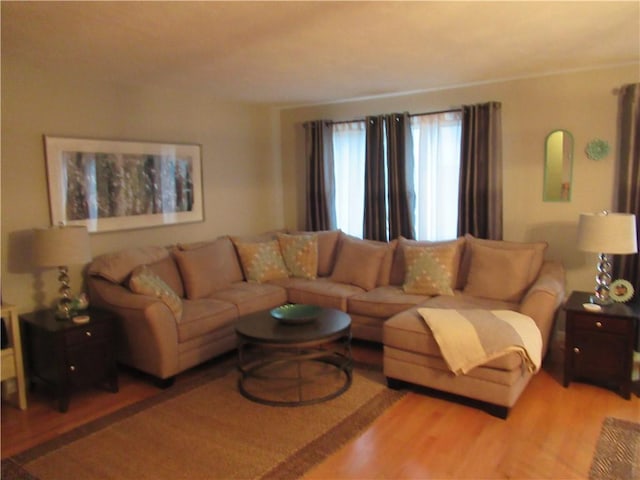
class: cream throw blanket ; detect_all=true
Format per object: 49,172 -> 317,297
418,308 -> 542,375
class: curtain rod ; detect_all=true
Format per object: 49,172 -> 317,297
328,107 -> 462,125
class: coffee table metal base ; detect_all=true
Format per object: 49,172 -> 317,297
237,337 -> 352,407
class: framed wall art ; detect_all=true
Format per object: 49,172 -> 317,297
44,136 -> 203,233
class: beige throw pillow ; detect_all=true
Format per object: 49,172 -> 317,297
173,237 -> 244,299
402,244 -> 457,296
463,243 -> 537,302
129,265 -> 183,320
459,234 -> 547,286
89,246 -> 169,284
330,236 -> 387,291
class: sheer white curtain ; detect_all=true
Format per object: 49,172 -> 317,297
411,111 -> 462,241
332,121 -> 366,237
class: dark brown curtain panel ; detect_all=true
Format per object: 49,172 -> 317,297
304,120 -> 336,231
364,116 -> 388,241
386,112 -> 416,240
613,83 -> 640,289
457,102 -> 503,240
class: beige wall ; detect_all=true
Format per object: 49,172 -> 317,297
3,59 -> 638,313
279,65 -> 640,295
1,60 -> 284,313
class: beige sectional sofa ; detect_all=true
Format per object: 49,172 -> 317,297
87,230 -> 565,415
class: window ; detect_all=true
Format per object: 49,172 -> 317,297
332,121 -> 366,238
332,111 -> 461,240
411,111 -> 462,240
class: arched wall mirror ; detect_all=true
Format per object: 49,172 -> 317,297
543,129 -> 573,202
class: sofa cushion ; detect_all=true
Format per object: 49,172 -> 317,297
384,347 -> 525,387
390,237 -> 465,288
383,307 -> 522,371
234,239 -> 289,283
330,235 -> 388,291
147,255 -> 185,298
177,299 -> 238,343
348,286 -> 429,318
128,265 -> 183,320
463,242 -> 537,302
293,230 -> 341,277
370,238 -> 397,287
89,246 -> 169,284
276,277 -> 364,311
422,292 -> 518,311
459,234 -> 548,286
174,237 -> 244,300
402,243 -> 457,296
277,233 -> 318,280
210,282 -> 287,316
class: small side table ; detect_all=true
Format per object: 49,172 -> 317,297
1,304 -> 28,409
563,291 -> 639,399
20,308 -> 119,412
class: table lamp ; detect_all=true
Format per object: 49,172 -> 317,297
577,211 -> 638,304
33,225 -> 92,319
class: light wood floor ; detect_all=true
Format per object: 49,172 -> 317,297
2,340 -> 639,479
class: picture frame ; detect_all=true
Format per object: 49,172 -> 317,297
44,136 -> 204,233
610,279 -> 634,303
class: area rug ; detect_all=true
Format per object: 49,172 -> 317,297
589,417 -> 640,480
2,361 -> 405,480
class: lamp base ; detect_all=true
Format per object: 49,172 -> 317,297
55,266 -> 74,320
589,294 -> 613,306
55,298 -> 74,320
590,252 -> 613,306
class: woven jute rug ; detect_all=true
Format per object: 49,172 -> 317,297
589,417 -> 640,480
2,358 -> 405,480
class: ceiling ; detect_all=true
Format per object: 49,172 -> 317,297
2,1 -> 639,107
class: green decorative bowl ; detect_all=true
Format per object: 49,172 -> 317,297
270,304 -> 321,324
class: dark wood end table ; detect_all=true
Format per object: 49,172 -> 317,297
20,308 -> 119,412
563,291 -> 639,399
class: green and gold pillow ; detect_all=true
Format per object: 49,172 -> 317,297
402,244 -> 457,296
129,265 -> 183,320
277,233 -> 318,279
234,239 -> 289,283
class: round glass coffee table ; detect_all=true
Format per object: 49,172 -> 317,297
235,306 -> 352,406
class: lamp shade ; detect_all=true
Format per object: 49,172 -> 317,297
33,226 -> 92,267
577,212 -> 638,254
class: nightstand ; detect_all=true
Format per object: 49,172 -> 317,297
20,308 -> 119,412
563,291 -> 639,399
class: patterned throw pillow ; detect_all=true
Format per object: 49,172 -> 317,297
234,239 -> 289,283
402,244 -> 457,296
277,233 -> 318,279
129,265 -> 183,320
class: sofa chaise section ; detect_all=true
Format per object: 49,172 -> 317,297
382,239 -> 566,417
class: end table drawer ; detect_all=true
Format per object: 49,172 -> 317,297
571,314 -> 631,334
64,323 -> 110,346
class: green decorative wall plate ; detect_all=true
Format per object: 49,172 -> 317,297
585,138 -> 610,160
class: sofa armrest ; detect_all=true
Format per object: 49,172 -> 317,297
87,276 -> 180,379
519,261 -> 566,357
